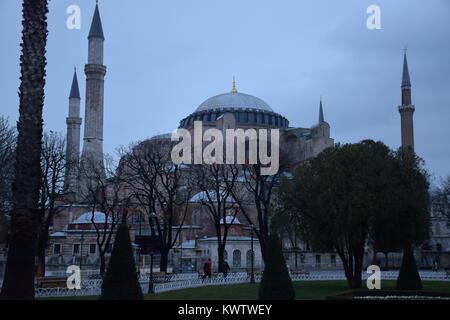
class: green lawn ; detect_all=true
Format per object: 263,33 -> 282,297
41,280 -> 450,300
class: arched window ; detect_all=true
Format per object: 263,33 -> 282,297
191,210 -> 201,225
435,224 -> 441,235
246,250 -> 254,268
233,250 -> 241,268
223,250 -> 228,261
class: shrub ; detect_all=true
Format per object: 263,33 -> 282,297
100,224 -> 143,300
396,247 -> 422,290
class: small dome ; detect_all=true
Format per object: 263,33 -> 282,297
195,92 -> 273,113
72,211 -> 111,224
220,216 -> 241,225
189,190 -> 236,203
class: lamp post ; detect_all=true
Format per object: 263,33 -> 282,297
179,236 -> 183,273
138,213 -> 142,273
148,212 -> 157,294
250,224 -> 255,283
80,233 -> 84,271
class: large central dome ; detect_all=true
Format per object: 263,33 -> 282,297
195,92 -> 273,113
179,83 -> 289,129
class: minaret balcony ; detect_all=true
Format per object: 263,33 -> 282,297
84,64 -> 107,77
66,117 -> 82,125
398,104 -> 415,112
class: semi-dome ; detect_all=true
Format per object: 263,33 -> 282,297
195,92 -> 273,113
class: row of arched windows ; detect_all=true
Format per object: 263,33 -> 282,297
223,249 -> 254,268
180,111 -> 289,128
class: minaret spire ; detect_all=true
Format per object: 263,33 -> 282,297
398,47 -> 415,151
319,95 -> 324,123
402,46 -> 411,89
65,68 -> 82,195
69,68 -> 80,99
88,2 -> 104,40
80,2 -> 107,198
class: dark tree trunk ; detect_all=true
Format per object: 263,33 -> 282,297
35,229 -> 47,277
217,243 -> 225,273
0,0 -> 48,300
352,248 -> 364,289
99,251 -> 106,276
36,212 -> 51,277
258,233 -> 268,263
338,251 -> 363,289
1,239 -> 36,299
159,249 -> 169,272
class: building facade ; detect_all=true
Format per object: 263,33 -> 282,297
44,4 -> 450,276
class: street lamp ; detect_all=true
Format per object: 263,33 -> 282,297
137,213 -> 142,274
148,212 -> 157,294
250,224 -> 255,283
80,233 -> 84,271
179,235 -> 183,273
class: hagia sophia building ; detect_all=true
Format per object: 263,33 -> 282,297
45,3 -> 449,274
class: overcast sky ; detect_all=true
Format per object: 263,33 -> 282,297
0,0 -> 449,182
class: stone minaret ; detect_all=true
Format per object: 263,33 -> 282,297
314,96 -> 330,138
80,3 -> 106,193
319,95 -> 325,123
398,48 -> 415,151
65,68 -> 82,195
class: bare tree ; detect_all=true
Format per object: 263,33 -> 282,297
191,163 -> 240,272
80,155 -> 122,276
0,117 -> 16,245
432,176 -> 450,222
228,150 -> 292,263
120,139 -> 191,272
35,131 -> 67,277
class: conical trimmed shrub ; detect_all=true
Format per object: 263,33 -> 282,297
259,233 -> 295,300
100,224 -> 143,300
396,246 -> 422,290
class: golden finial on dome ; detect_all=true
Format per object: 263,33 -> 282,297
231,76 -> 238,93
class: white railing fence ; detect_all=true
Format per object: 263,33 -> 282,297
34,270 -> 450,298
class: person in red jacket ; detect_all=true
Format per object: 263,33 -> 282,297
202,258 -> 212,280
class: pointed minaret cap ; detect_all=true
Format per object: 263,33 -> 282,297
230,76 -> 238,93
319,95 -> 325,123
88,2 -> 105,40
401,46 -> 411,88
69,68 -> 80,99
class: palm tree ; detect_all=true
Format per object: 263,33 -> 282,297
0,0 -> 49,300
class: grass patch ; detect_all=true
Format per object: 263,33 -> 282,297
39,280 -> 450,300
